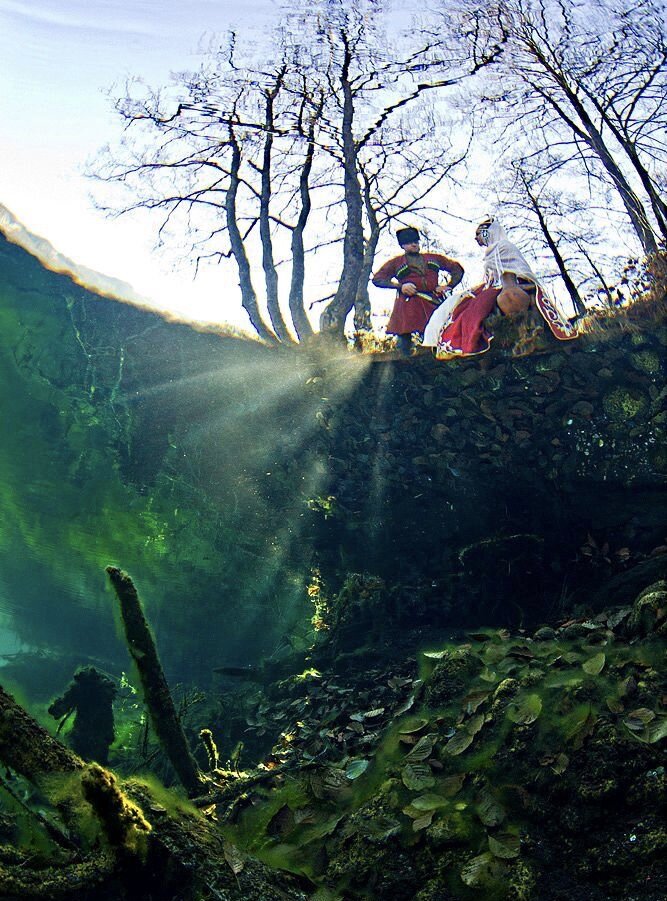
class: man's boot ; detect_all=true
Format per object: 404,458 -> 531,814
396,333 -> 412,357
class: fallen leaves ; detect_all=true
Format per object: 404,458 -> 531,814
345,759 -> 369,780
507,694 -> 542,726
623,709 -> 667,743
475,787 -> 506,827
488,831 -> 520,859
443,731 -> 473,756
404,733 -> 437,762
565,705 -> 598,750
460,852 -> 506,888
582,652 -> 606,675
402,762 -> 436,791
223,839 -> 245,875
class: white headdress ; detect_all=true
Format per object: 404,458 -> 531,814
479,217 -> 539,288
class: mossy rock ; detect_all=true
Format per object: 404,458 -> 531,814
630,348 -> 663,376
424,648 -> 482,707
533,627 -> 556,641
626,581 -> 667,637
492,678 -> 521,705
602,386 -> 650,422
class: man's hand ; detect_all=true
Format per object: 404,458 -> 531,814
434,284 -> 451,297
401,282 -> 418,297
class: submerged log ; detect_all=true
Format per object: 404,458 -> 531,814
0,685 -> 308,900
0,683 -> 83,781
0,684 -> 148,844
0,684 -> 138,899
106,566 -> 203,797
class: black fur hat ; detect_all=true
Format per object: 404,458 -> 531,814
396,226 -> 420,247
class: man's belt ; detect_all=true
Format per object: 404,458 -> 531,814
407,291 -> 441,305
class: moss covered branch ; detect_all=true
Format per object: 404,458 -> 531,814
106,566 -> 203,796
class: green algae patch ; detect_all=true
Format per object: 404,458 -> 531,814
602,386 -> 650,421
630,348 -> 663,376
124,772 -> 199,819
506,693 -> 542,725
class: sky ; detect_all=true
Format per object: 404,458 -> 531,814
0,0 -> 287,331
0,0 -> 494,332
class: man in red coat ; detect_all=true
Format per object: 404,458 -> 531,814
372,226 -> 464,356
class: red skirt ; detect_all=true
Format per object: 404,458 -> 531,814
435,284 -> 578,359
436,286 -> 499,357
386,294 -> 437,335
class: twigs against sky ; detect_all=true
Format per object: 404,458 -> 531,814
453,0 -> 667,304
93,0 -> 665,338
92,0 -> 500,342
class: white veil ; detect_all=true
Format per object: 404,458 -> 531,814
422,218 -> 540,347
482,219 -> 539,287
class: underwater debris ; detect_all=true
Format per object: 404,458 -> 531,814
200,728 -> 220,771
48,666 -> 117,764
212,578 -> 666,901
0,681 -> 310,899
81,763 -> 151,852
106,566 -> 203,797
0,684 -> 84,782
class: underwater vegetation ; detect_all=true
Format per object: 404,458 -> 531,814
213,580 -> 666,901
0,576 -> 665,899
0,229 -> 666,897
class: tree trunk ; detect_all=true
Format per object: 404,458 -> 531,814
319,37 -> 365,337
581,86 -> 667,243
577,118 -> 659,255
354,224 -> 380,333
527,55 -> 659,255
288,102 -> 320,342
0,683 -> 84,781
613,140 -> 667,244
578,243 -> 614,307
226,133 -> 277,344
260,82 -> 292,343
0,685 -> 149,853
525,184 -> 586,316
106,566 -> 203,797
0,685 -> 306,901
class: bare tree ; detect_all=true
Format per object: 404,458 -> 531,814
93,39 -> 326,343
573,0 -> 667,241
458,0 -> 665,256
95,1 -> 499,342
310,1 -> 505,335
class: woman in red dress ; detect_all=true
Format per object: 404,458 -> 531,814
423,218 -> 577,359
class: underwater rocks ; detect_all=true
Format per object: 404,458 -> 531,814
306,315 -> 667,634
423,648 -> 481,707
218,579 -> 667,900
625,580 -> 667,637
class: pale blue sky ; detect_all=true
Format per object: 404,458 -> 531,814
0,0 -> 282,328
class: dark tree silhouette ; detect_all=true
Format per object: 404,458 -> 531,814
94,0 -> 502,341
